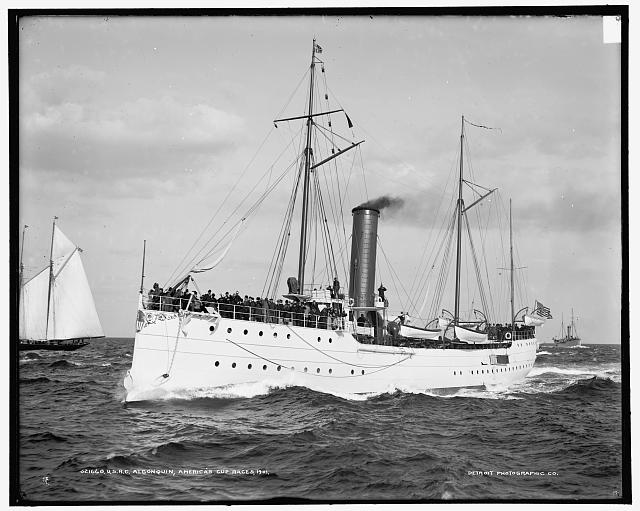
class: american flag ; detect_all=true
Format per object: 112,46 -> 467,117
534,300 -> 552,319
315,43 -> 323,54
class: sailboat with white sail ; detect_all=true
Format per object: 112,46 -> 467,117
123,40 -> 541,402
19,219 -> 104,351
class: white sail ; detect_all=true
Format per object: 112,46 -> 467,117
454,325 -> 489,343
47,249 -> 104,340
524,314 -> 545,326
52,225 -> 76,260
19,267 -> 49,341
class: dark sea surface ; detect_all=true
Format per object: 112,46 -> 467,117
17,339 -> 623,502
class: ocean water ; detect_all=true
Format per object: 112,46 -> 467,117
17,339 -> 623,502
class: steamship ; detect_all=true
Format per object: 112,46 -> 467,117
123,40 -> 540,402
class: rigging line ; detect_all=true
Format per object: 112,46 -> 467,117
263,163 -> 303,297
377,239 -> 403,316
314,185 -> 334,285
475,195 -> 496,321
186,129 -> 305,270
166,125 -> 277,286
464,213 -> 490,322
311,175 -> 319,287
315,81 -> 349,279
409,192 -> 457,311
285,324 -> 413,369
273,66 -> 312,122
264,183 -> 296,295
191,158 -> 298,270
168,129 -> 303,286
376,237 -> 412,316
313,121 -> 354,146
358,147 -> 369,201
425,210 -> 457,320
407,140 -> 460,303
314,170 -> 339,281
431,209 -> 457,321
314,124 -> 341,251
410,192 -> 458,314
181,121 -> 306,275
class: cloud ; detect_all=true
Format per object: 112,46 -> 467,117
20,66 -> 245,197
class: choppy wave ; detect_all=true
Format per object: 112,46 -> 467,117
19,338 -> 622,502
563,376 -> 619,393
49,360 -> 79,369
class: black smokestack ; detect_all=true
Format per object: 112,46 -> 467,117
357,195 -> 404,213
349,207 -> 379,309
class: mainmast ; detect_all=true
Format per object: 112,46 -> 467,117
453,115 -> 465,324
296,38 -> 317,294
45,216 -> 58,338
19,224 -> 28,288
510,199 -> 514,331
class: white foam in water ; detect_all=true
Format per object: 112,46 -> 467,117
536,351 -> 553,355
528,366 -> 594,377
126,379 -> 293,402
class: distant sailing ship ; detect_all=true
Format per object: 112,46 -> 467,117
553,309 -> 581,347
124,40 -> 546,402
19,219 -> 104,351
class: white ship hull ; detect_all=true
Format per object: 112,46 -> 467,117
123,309 -> 538,402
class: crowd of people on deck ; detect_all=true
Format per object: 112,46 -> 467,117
145,283 -> 346,330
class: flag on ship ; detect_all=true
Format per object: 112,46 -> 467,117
534,300 -> 552,319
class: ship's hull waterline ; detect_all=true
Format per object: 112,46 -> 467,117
553,338 -> 582,347
123,310 -> 538,402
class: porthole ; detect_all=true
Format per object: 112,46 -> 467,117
259,331 -> 263,336
287,334 -> 291,339
317,337 -> 321,342
214,361 -> 219,367
304,367 -> 308,373
227,328 -> 232,333
244,329 -> 248,335
273,332 -> 278,338
328,368 -> 332,374
329,338 -> 332,343
481,370 -> 484,374
248,363 -> 252,369
361,370 -> 365,375
209,325 -> 215,332
263,365 -> 267,370
351,369 -> 354,375
232,362 -> 236,368
453,371 -> 456,375
316,368 -> 320,373
277,366 -> 281,371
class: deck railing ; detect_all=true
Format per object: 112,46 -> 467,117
142,296 -> 344,331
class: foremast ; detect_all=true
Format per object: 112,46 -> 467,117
45,216 -> 58,339
271,40 -> 363,297
297,39 -> 318,294
453,116 -> 465,324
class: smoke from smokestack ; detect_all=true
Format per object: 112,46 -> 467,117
357,195 -> 404,213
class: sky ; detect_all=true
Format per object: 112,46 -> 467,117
17,13 -> 623,341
